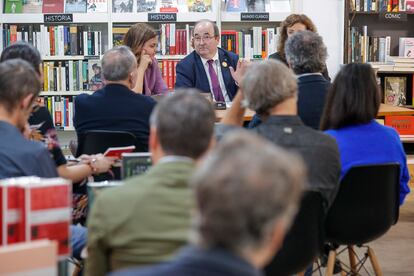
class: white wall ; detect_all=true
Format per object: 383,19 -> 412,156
297,0 -> 345,77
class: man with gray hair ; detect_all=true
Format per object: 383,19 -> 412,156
220,59 -> 339,212
285,30 -> 330,129
74,45 -> 156,151
111,131 -> 304,276
87,89 -> 216,276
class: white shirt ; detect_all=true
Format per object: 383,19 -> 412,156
200,51 -> 231,102
297,72 -> 323,79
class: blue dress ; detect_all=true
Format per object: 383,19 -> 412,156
325,120 -> 410,205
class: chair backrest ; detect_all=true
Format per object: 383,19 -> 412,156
264,191 -> 325,276
325,163 -> 400,246
76,130 -> 143,157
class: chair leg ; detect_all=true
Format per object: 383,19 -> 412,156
326,250 -> 336,276
367,247 -> 383,276
348,245 -> 358,275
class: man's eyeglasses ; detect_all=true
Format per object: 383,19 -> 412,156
193,35 -> 215,42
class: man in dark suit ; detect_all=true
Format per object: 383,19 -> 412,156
175,20 -> 241,102
73,46 -> 156,151
110,131 -> 305,276
285,30 -> 330,130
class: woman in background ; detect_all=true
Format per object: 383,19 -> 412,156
123,23 -> 168,95
269,13 -> 330,81
320,63 -> 410,205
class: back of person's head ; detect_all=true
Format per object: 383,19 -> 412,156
101,46 -> 137,81
0,59 -> 41,113
191,131 -> 304,257
0,41 -> 42,75
285,30 -> 327,74
150,89 -> 216,159
320,63 -> 380,130
278,14 -> 317,59
123,23 -> 157,57
241,60 -> 297,116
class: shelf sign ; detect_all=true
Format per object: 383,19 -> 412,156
241,13 -> 269,21
148,13 -> 177,22
44,14 -> 73,23
379,12 -> 407,22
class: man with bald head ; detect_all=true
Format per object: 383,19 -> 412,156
74,46 -> 156,151
175,20 -> 241,102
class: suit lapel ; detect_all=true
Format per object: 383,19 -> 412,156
194,52 -> 211,93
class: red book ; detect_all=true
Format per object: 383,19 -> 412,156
9,25 -> 17,44
385,116 -> 414,135
104,145 -> 136,158
49,26 -> 55,56
162,60 -> 168,87
42,0 -> 64,13
168,60 -> 173,90
173,60 -> 178,89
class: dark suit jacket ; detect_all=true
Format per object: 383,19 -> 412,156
175,48 -> 239,100
297,74 -> 330,130
268,52 -> 331,81
110,246 -> 262,276
73,83 -> 156,151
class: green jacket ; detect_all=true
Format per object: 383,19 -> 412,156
86,160 -> 195,276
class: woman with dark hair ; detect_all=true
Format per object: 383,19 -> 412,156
269,14 -> 330,81
320,63 -> 410,205
123,23 -> 168,95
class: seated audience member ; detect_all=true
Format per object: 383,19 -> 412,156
250,31 -> 330,129
175,20 -> 244,102
320,63 -> 410,205
86,89 -> 216,276
111,131 -> 305,276
0,59 -> 57,178
269,14 -> 330,81
123,23 -> 168,95
73,46 -> 156,151
218,60 -> 340,211
0,42 -> 114,184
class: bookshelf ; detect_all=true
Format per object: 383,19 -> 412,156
0,0 -> 297,132
343,0 -> 414,105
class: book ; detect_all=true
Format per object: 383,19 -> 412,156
158,0 -> 178,12
121,152 -> 152,179
187,0 -> 211,12
384,76 -> 407,106
137,0 -> 156,11
87,181 -> 123,208
22,0 -> 43,13
42,0 -> 64,13
104,145 -> 136,158
225,0 -> 247,11
64,0 -> 87,12
87,0 -> 108,12
113,0 -> 133,12
247,0 -> 266,12
407,0 -> 414,11
88,59 -> 104,91
385,116 -> 414,135
399,37 -> 414,58
4,0 -> 23,13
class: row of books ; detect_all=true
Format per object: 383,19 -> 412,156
39,95 -> 77,127
42,59 -> 103,92
351,0 -> 414,12
348,26 -> 391,63
0,177 -> 71,257
159,59 -> 179,90
4,0 -> 107,13
113,24 -> 193,55
2,24 -> 103,57
3,0 -> 214,14
221,27 -> 279,59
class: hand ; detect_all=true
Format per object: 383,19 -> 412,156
230,58 -> 250,86
138,50 -> 152,71
90,154 -> 116,174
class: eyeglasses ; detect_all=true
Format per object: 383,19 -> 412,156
193,35 -> 215,42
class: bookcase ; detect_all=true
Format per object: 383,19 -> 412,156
343,0 -> 414,106
0,0 -> 296,135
